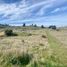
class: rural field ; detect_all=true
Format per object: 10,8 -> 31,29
0,27 -> 67,67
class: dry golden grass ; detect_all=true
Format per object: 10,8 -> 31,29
0,29 -> 52,67
0,32 -> 4,37
47,29 -> 67,65
0,28 -> 67,67
49,29 -> 67,45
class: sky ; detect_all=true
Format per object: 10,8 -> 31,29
0,0 -> 67,26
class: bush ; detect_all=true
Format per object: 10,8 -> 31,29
9,53 -> 32,66
5,29 -> 13,36
5,29 -> 18,36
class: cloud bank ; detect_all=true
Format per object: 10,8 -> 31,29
0,0 -> 67,26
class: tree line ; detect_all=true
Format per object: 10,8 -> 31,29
22,23 -> 57,29
0,23 -> 57,30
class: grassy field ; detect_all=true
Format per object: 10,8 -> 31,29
46,30 -> 67,66
0,27 -> 67,67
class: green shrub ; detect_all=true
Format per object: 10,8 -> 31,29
5,29 -> 13,36
5,29 -> 17,36
9,53 -> 32,66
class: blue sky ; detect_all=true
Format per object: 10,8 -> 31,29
0,0 -> 67,26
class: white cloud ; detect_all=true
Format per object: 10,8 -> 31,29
36,4 -> 52,16
51,6 -> 67,14
0,0 -> 67,22
51,8 -> 60,13
0,0 -> 54,18
9,0 -> 56,20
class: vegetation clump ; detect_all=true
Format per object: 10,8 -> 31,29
28,33 -> 32,36
39,43 -> 44,46
5,29 -> 17,36
9,52 -> 32,66
42,35 -> 47,38
41,25 -> 45,28
49,25 -> 56,30
30,61 -> 39,67
56,29 -> 60,31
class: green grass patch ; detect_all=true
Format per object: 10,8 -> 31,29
46,31 -> 61,49
46,30 -> 67,66
0,52 -> 33,67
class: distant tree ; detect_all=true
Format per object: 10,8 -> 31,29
49,25 -> 56,30
4,24 -> 9,26
0,24 -> 9,28
30,24 -> 33,27
31,24 -> 33,26
34,24 -> 37,27
41,25 -> 44,28
23,23 -> 26,27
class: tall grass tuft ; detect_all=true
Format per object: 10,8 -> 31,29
9,52 -> 33,66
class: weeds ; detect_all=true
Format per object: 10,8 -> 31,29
9,52 -> 32,66
42,35 -> 47,38
39,43 -> 44,46
28,33 -> 32,36
0,52 -> 33,67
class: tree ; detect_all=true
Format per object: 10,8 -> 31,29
0,24 -> 9,28
41,25 -> 44,28
49,25 -> 56,30
31,24 -> 33,26
23,23 -> 26,27
33,24 -> 37,27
